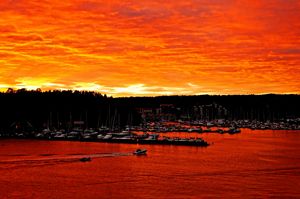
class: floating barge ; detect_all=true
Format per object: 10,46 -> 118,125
47,136 -> 210,147
96,138 -> 209,147
3,130 -> 210,147
2,134 -> 210,147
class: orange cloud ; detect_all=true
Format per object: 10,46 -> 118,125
0,0 -> 299,96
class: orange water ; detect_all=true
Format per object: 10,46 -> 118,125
1,130 -> 300,198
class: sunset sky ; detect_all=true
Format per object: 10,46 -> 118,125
0,0 -> 299,96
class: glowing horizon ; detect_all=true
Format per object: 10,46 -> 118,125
0,0 -> 300,96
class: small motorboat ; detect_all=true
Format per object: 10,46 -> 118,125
133,149 -> 147,155
79,157 -> 91,162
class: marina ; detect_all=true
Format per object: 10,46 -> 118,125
2,118 -> 300,147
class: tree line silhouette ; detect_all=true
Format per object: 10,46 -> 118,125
0,89 -> 141,132
0,89 -> 299,132
116,94 -> 300,121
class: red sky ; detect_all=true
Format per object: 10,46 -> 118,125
0,0 -> 300,96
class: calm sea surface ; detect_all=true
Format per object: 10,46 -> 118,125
1,129 -> 300,198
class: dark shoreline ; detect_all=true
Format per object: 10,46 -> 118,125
1,90 -> 300,133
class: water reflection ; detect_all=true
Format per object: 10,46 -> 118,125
0,130 -> 300,198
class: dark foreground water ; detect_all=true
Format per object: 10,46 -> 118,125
1,129 -> 300,198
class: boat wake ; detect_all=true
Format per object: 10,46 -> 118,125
87,152 -> 132,158
0,152 -> 133,169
